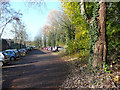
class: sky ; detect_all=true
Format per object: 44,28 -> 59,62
1,0 -> 62,41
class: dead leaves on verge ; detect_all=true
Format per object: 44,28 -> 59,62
60,59 -> 120,88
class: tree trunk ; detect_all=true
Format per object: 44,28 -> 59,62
93,2 -> 107,69
80,0 -> 107,68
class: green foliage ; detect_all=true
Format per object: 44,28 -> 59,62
47,31 -> 56,46
62,2 -> 101,68
106,2 -> 120,62
85,2 -> 94,18
34,34 -> 42,47
88,2 -> 100,67
61,2 -> 90,58
43,35 -> 46,47
103,62 -> 111,73
34,1 -> 120,71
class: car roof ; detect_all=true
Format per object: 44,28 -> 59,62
5,50 -> 12,51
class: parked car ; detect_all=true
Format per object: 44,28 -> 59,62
9,49 -> 20,58
3,50 -> 17,61
29,46 -> 35,50
52,46 -> 63,52
58,46 -> 63,51
48,47 -> 52,51
32,46 -> 35,48
18,49 -> 27,56
43,47 -> 46,50
26,47 -> 31,51
46,47 -> 49,50
0,52 -> 9,65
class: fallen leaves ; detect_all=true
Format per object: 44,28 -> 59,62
60,61 -> 120,88
60,55 -> 120,88
113,75 -> 119,82
61,69 -> 120,88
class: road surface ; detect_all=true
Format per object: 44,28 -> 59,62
2,49 -> 69,88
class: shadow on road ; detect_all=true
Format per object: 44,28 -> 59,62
3,62 -> 69,88
2,49 -> 70,88
3,49 -> 47,66
28,49 -> 47,55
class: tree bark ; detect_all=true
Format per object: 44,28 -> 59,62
80,0 -> 107,68
93,1 -> 107,68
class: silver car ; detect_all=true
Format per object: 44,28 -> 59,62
0,52 -> 9,66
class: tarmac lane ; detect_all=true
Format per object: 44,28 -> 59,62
2,49 -> 69,89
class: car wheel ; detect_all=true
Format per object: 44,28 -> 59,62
0,62 -> 3,66
2,61 -> 7,66
10,57 -> 15,61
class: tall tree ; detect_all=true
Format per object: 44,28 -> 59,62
0,0 -> 22,38
80,0 -> 107,68
61,2 -> 90,55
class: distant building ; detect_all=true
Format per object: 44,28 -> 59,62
2,39 -> 10,51
0,39 -> 27,51
6,39 -> 14,49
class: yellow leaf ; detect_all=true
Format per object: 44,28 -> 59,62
113,75 -> 119,82
83,64 -> 87,67
101,78 -> 103,81
110,74 -> 113,77
118,59 -> 120,62
113,61 -> 115,63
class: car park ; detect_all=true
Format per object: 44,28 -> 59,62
3,50 -> 17,61
18,49 -> 27,56
46,47 -> 49,50
26,47 -> 31,51
9,49 -> 20,58
43,47 -> 46,50
0,46 -> 34,66
52,46 -> 63,52
29,46 -> 35,50
48,47 -> 52,51
32,46 -> 35,48
0,52 -> 10,65
58,46 -> 63,51
52,47 -> 56,52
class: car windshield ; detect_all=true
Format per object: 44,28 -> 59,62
2,53 -> 7,56
6,51 -> 13,54
20,49 -> 24,51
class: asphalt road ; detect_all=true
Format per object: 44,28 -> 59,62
2,49 -> 69,89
